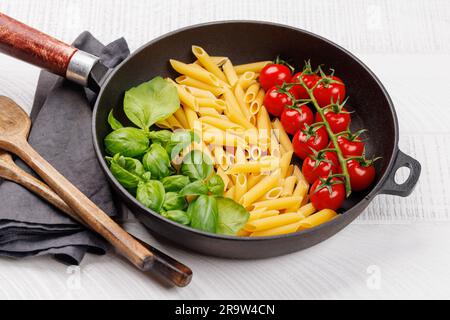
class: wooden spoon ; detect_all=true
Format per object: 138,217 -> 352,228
0,96 -> 192,287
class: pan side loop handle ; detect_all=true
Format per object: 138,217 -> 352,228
379,149 -> 421,197
0,13 -> 98,87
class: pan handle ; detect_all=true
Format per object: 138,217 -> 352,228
0,13 -> 98,87
379,149 -> 421,197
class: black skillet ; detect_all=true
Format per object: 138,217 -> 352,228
0,14 -> 421,259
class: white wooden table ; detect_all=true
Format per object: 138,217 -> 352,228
0,0 -> 449,299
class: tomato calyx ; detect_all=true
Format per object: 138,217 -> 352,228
301,59 -> 317,75
301,122 -> 326,140
312,174 -> 345,196
273,56 -> 295,73
309,148 -> 338,169
317,66 -> 343,88
346,155 -> 382,167
323,96 -> 352,115
335,128 -> 367,142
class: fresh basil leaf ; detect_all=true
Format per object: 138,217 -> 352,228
166,130 -> 200,160
108,109 -> 123,130
161,175 -> 190,192
188,195 -> 218,233
141,171 -> 152,181
162,192 -> 187,211
161,210 -> 190,226
179,180 -> 209,196
207,174 -> 225,196
181,150 -> 213,181
123,77 -> 180,130
142,143 -> 172,180
109,154 -> 145,192
216,197 -> 250,235
104,127 -> 149,157
149,130 -> 173,147
136,180 -> 165,212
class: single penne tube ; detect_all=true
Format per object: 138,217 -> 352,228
170,59 -> 221,87
236,229 -> 251,237
203,130 -> 247,148
281,176 -> 297,196
245,210 -> 305,232
173,108 -> 190,129
286,164 -> 295,177
298,203 -> 316,217
269,130 -> 282,159
240,169 -> 281,208
198,107 -> 221,118
251,196 -> 303,211
244,82 -> 260,103
175,75 -> 224,97
216,167 -> 231,190
279,151 -> 294,178
262,186 -> 283,200
235,145 -> 247,165
298,209 -> 337,230
222,59 -> 239,86
248,209 -> 280,222
235,173 -> 248,203
183,106 -> 199,130
256,106 -> 272,148
192,46 -> 227,82
166,115 -> 184,129
210,56 -> 228,66
286,180 -> 309,212
213,147 -> 230,171
196,98 -> 227,112
293,165 -> 309,187
248,144 -> 262,161
177,84 -> 199,111
272,118 -> 294,152
234,85 -> 253,120
200,116 -> 243,131
155,120 -> 172,130
184,86 -> 216,99
225,161 -> 273,174
237,72 -> 257,90
234,61 -> 271,74
249,88 -> 265,115
222,87 -> 246,117
224,185 -> 236,199
247,173 -> 265,190
249,221 -> 302,237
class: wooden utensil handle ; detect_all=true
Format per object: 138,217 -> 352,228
0,12 -> 77,76
1,155 -> 192,286
13,141 -> 153,268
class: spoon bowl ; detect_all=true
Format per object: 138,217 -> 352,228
0,96 -> 31,141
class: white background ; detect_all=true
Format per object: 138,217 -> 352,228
0,0 -> 449,299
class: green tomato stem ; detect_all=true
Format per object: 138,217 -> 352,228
300,81 -> 352,197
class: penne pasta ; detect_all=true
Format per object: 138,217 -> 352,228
155,120 -> 172,130
225,161 -> 273,174
248,209 -> 280,222
224,185 -> 235,199
298,209 -> 337,230
166,115 -> 184,129
249,221 -> 302,237
272,119 -> 294,152
235,174 -> 248,203
237,72 -> 257,90
192,46 -> 227,82
170,59 -> 221,87
256,106 -> 272,149
234,85 -> 253,121
251,196 -> 303,211
222,59 -> 239,86
183,106 -> 199,130
198,107 -> 221,118
281,176 -> 297,196
249,88 -> 265,115
280,151 -> 294,178
184,86 -> 216,99
262,186 -> 283,200
244,210 -> 305,232
216,167 -> 231,190
210,56 -> 228,66
173,108 -> 190,129
234,61 -> 271,74
247,173 -> 265,190
240,169 -> 281,208
176,75 -> 224,97
244,82 -> 260,103
200,116 -> 243,131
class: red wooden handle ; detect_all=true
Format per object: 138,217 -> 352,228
0,12 -> 77,76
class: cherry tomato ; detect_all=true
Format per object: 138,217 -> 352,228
280,105 -> 314,135
292,125 -> 329,159
337,133 -> 365,157
259,64 -> 292,91
310,177 -> 345,211
290,72 -> 320,100
347,159 -> 376,191
313,75 -> 346,108
264,86 -> 294,117
302,151 -> 340,184
315,107 -> 351,133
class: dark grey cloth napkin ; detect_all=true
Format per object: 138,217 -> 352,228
0,32 -> 130,265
